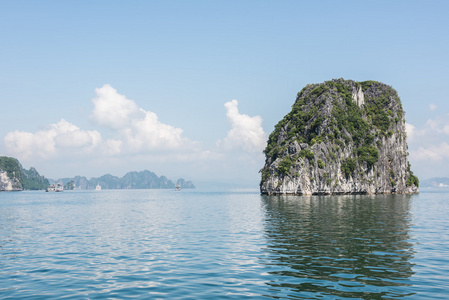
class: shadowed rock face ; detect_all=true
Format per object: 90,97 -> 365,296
260,79 -> 419,195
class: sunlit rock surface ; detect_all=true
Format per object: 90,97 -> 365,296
260,79 -> 419,195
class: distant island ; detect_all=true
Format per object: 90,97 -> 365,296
420,177 -> 449,188
58,171 -> 195,190
260,79 -> 419,195
0,156 -> 194,191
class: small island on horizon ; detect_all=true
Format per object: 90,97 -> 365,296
59,171 -> 194,190
0,156 -> 194,191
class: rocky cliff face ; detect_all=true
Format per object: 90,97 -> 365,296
0,156 -> 49,191
0,157 -> 23,191
260,79 -> 419,195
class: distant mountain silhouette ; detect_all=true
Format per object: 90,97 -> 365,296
57,170 -> 195,190
420,177 -> 449,188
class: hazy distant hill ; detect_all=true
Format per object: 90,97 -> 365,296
420,177 -> 449,188
58,170 -> 195,190
22,167 -> 50,190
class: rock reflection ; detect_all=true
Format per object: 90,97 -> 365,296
261,194 -> 415,299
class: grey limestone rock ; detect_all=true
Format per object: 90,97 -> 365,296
260,79 -> 419,195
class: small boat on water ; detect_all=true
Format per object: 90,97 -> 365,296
95,184 -> 101,191
175,184 -> 181,191
46,183 -> 63,192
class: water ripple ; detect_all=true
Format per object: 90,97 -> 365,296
0,190 -> 448,298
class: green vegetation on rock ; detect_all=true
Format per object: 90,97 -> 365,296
0,156 -> 51,191
278,157 -> 293,176
0,157 -> 23,182
356,146 -> 379,168
22,167 -> 49,190
260,78 -> 418,195
299,149 -> 314,162
341,158 -> 356,179
0,156 -> 23,190
407,172 -> 419,187
317,159 -> 325,169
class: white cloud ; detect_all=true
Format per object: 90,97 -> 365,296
429,103 -> 437,111
3,86 -> 268,183
216,99 -> 267,153
90,84 -> 144,129
406,115 -> 449,143
405,122 -> 416,141
4,119 -> 101,160
103,139 -> 123,155
91,84 -> 196,153
406,114 -> 449,179
4,84 -> 198,162
424,116 -> 449,135
125,110 -> 187,152
410,142 -> 449,162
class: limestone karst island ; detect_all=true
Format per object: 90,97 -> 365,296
260,79 -> 419,195
0,156 -> 194,191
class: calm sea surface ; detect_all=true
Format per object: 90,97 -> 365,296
0,189 -> 448,299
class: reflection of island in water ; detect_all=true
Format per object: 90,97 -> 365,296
261,194 -> 416,299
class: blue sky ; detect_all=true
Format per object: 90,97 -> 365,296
1,1 -> 448,186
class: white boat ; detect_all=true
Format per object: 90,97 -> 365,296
95,184 -> 101,190
46,183 -> 63,192
175,184 -> 181,191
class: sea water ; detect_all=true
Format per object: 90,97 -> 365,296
0,189 -> 448,299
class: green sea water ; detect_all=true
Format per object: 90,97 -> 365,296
0,189 -> 448,299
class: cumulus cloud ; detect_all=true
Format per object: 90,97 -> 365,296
405,122 -> 416,141
125,110 -> 186,151
410,142 -> 449,161
3,85 -> 267,182
90,84 -> 144,129
90,84 -> 194,153
424,115 -> 449,135
4,119 -> 101,160
4,84 -> 202,167
406,115 -> 449,143
429,103 -> 437,111
217,99 -> 267,153
407,114 -> 449,178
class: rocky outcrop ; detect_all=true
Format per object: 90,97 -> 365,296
60,171 -> 195,189
0,156 -> 50,191
260,79 -> 419,195
176,178 -> 195,189
22,167 -> 49,190
0,157 -> 23,191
